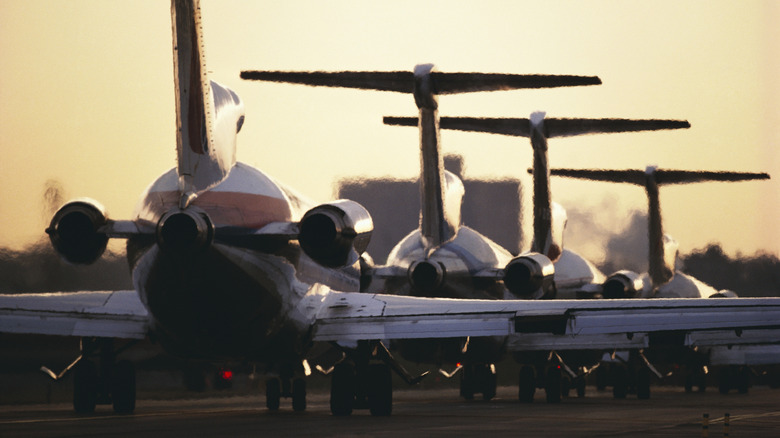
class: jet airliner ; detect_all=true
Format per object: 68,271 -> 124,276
3,0 -> 780,417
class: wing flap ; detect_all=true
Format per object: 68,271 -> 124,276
311,289 -> 780,351
0,291 -> 149,339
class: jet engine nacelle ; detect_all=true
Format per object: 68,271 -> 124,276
503,253 -> 555,300
156,208 -> 214,254
47,198 -> 109,265
407,260 -> 445,296
602,270 -> 645,299
298,200 -> 373,268
710,289 -> 738,298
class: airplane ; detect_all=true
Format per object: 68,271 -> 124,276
547,166 -> 770,299
547,165 -> 771,397
380,113 -> 692,401
382,113 -> 692,297
4,0 -> 780,418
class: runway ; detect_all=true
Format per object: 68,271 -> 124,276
2,385 -> 779,437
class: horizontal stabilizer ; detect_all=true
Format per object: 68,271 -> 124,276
384,117 -> 689,138
548,168 -> 770,186
240,70 -> 601,95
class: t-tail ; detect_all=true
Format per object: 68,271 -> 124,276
172,0 -> 245,206
241,65 -> 600,251
548,167 -> 770,291
384,114 -> 690,261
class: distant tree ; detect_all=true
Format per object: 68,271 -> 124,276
0,240 -> 132,294
681,244 -> 780,297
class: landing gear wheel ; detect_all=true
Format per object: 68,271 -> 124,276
482,365 -> 497,401
460,365 -> 475,400
73,360 -> 98,413
636,367 -> 651,400
111,360 -> 136,413
266,377 -> 281,411
292,378 -> 307,412
613,365 -> 628,399
596,365 -> 608,391
518,366 -> 535,403
545,366 -> 562,404
330,363 -> 356,416
737,367 -> 750,394
367,363 -> 392,416
560,375 -> 571,398
575,376 -> 586,398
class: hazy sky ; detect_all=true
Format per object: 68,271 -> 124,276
1,1 -> 778,262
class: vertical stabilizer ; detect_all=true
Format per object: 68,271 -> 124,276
414,65 -> 459,249
172,0 -> 242,205
528,112 -> 559,259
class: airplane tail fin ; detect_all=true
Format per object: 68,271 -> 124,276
172,0 -> 244,205
242,65 -> 600,250
548,167 -> 770,288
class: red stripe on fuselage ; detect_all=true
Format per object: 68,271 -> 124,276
139,190 -> 292,228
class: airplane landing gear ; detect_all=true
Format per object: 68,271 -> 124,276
460,364 -> 497,401
330,362 -> 356,416
367,363 -> 392,416
518,365 -> 536,403
265,363 -> 308,411
69,337 -> 136,414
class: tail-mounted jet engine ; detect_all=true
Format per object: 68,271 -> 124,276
602,270 -> 645,299
47,199 -> 110,264
156,208 -> 214,254
503,253 -> 556,300
407,260 -> 445,297
298,200 -> 373,268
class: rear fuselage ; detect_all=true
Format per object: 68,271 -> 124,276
127,163 -> 361,361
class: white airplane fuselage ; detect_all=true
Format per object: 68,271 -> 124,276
127,163 -> 360,361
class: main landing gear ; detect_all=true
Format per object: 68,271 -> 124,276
43,337 -> 138,414
459,363 -> 497,401
328,341 -> 426,417
265,363 -> 307,412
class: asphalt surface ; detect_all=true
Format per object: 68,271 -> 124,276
2,385 -> 779,437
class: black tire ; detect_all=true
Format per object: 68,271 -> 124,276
73,360 -> 98,414
596,365 -> 608,391
330,363 -> 356,416
111,360 -> 136,414
613,365 -> 628,399
719,369 -> 731,394
560,375 -> 571,398
737,367 -> 750,394
545,366 -> 562,404
518,366 -> 535,403
684,373 -> 694,393
482,365 -> 497,401
636,367 -> 651,400
575,377 -> 586,398
367,364 -> 392,416
266,378 -> 281,411
460,365 -> 475,400
292,378 -> 306,412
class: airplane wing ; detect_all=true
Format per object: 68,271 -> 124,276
305,285 -> 780,351
3,285 -> 778,355
0,291 -> 149,339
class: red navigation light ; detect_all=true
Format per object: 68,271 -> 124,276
220,369 -> 233,381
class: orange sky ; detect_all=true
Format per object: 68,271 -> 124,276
0,0 -> 778,261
